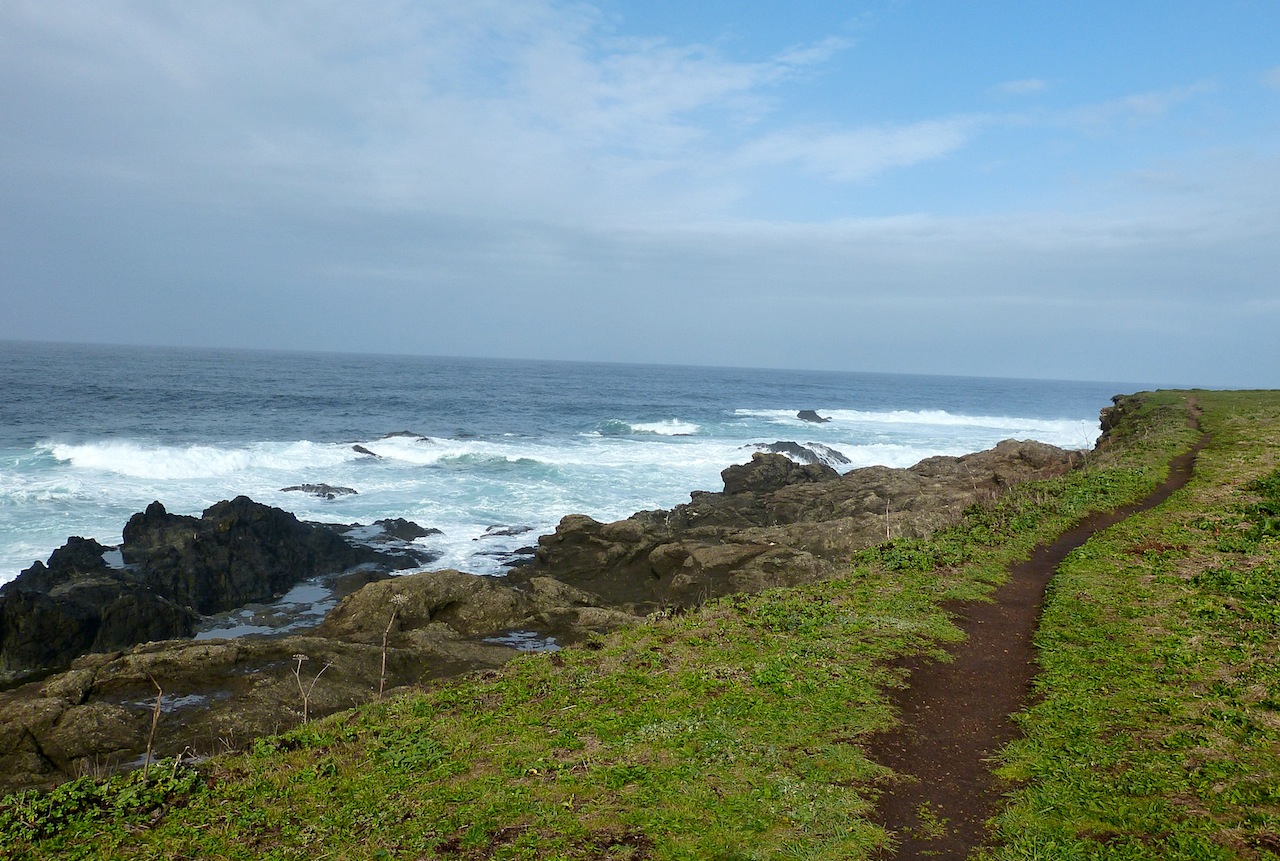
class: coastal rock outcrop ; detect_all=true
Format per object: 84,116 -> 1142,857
797,410 -> 831,423
749,441 -> 851,468
0,498 -> 438,686
0,538 -> 199,686
518,440 -> 1082,613
121,497 -> 395,614
0,630 -> 519,795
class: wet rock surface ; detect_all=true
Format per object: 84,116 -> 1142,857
281,483 -> 359,498
0,439 -> 1082,794
0,498 -> 438,687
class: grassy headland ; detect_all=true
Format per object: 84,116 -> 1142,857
3,390 -> 1277,860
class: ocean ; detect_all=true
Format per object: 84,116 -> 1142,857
0,341 -> 1139,587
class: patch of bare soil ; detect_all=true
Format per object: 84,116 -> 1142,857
866,425 -> 1208,859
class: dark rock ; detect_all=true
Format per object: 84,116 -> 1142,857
374,518 -> 441,542
751,441 -> 851,468
809,443 -> 851,466
722,452 -> 840,495
325,519 -> 441,571
352,445 -> 380,457
1,498 -> 436,687
797,410 -> 831,423
281,483 -> 358,499
0,537 -> 199,686
476,525 -> 534,539
382,430 -> 431,441
121,497 -> 379,615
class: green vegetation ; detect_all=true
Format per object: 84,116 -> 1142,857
4,390 -> 1277,860
984,391 -> 1280,860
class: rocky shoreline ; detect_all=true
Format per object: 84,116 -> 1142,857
0,438 -> 1082,794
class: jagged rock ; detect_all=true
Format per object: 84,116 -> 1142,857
751,441 -> 852,468
0,538 -> 200,686
121,497 -> 383,614
523,441 -> 1082,613
281,483 -> 358,498
0,498 -> 436,687
797,410 -> 831,423
477,525 -> 534,539
809,443 -> 851,466
722,452 -> 840,495
352,445 -> 379,457
375,518 -> 440,541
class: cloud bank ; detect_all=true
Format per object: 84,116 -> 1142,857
0,1 -> 1277,387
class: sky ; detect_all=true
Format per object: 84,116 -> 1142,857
1,1 -> 1278,388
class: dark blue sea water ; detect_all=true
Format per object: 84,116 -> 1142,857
0,341 -> 1141,584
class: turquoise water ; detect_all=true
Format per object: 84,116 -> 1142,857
0,341 -> 1139,584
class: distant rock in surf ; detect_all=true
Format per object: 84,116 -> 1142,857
373,517 -> 441,542
381,430 -> 432,442
476,525 -> 534,540
750,441 -> 851,468
352,444 -> 379,457
282,483 -> 358,499
797,410 -> 831,423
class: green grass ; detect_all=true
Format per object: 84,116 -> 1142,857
982,391 -> 1280,861
7,389 -> 1271,860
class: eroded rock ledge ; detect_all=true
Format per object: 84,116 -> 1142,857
0,439 -> 1081,794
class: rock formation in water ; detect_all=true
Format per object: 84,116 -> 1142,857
0,497 -> 436,686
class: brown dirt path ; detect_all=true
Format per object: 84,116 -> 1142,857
866,419 -> 1208,860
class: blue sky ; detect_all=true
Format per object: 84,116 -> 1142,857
1,1 -> 1278,387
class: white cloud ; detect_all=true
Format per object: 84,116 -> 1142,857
0,0 -> 864,226
992,78 -> 1047,96
1065,81 -> 1217,131
730,117 -> 977,181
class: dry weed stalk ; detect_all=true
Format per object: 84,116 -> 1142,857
143,674 -> 163,783
292,653 -> 334,723
379,593 -> 410,701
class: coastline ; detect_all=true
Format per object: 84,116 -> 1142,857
0,435 -> 1085,793
11,390 -> 1278,859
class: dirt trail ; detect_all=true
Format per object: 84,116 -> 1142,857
866,417 -> 1207,860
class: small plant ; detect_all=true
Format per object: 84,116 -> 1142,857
142,675 -> 163,783
0,758 -> 202,844
913,801 -> 949,840
291,654 -> 334,724
379,593 -> 410,701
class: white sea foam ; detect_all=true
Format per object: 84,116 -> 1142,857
588,418 -> 702,437
45,440 -> 356,480
732,408 -> 1097,448
1,409 -> 1102,586
629,419 -> 701,436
